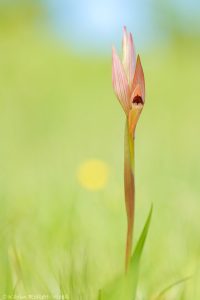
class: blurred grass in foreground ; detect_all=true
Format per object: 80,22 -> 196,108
0,4 -> 200,300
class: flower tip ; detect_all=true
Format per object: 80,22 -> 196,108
112,45 -> 116,52
123,25 -> 127,32
136,55 -> 144,75
112,46 -> 118,60
129,32 -> 133,43
137,54 -> 141,64
123,26 -> 128,42
112,46 -> 116,56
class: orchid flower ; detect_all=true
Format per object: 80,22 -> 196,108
112,27 -> 145,272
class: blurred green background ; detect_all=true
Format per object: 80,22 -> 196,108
0,0 -> 200,299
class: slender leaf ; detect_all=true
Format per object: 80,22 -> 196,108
127,204 -> 153,300
100,205 -> 153,300
153,276 -> 191,300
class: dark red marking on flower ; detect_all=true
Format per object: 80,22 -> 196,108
132,95 -> 143,105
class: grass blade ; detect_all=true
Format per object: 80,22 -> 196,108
153,276 -> 192,300
100,205 -> 153,300
127,204 -> 153,300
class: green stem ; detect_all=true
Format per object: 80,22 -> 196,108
124,118 -> 135,272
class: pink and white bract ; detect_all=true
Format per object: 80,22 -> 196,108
112,27 -> 145,136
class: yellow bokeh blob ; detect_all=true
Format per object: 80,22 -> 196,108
77,159 -> 109,191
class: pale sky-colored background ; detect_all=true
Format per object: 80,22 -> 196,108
44,0 -> 200,52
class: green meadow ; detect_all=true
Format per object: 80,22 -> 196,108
0,6 -> 200,299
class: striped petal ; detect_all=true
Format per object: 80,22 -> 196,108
122,26 -> 136,86
131,55 -> 145,102
112,47 -> 130,115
